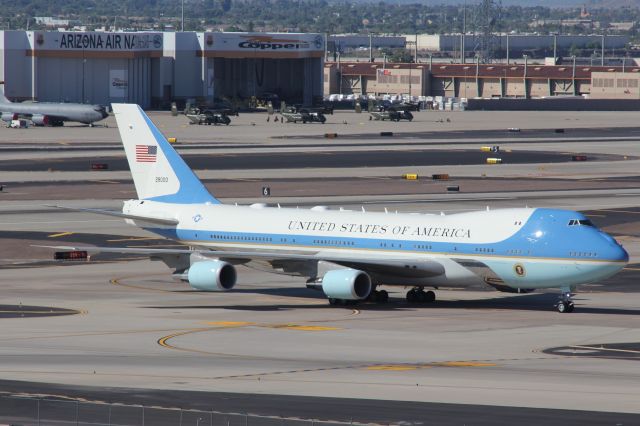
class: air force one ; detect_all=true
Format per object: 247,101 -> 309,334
0,87 -> 108,127
47,104 -> 629,313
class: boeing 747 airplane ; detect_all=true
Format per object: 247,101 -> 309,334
47,104 -> 629,313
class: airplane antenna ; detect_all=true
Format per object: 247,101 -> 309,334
277,203 -> 281,208
384,207 -> 388,213
440,211 -> 445,216
486,206 -> 490,211
361,206 -> 366,212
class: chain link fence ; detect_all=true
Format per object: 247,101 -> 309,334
0,395 -> 360,426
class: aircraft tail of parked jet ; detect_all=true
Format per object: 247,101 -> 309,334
0,86 -> 10,103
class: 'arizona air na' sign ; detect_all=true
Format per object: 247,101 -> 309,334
56,33 -> 163,51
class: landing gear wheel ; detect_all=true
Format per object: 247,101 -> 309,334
406,290 -> 417,303
328,298 -> 338,305
377,290 -> 389,303
424,290 -> 436,303
417,291 -> 427,303
557,301 -> 574,313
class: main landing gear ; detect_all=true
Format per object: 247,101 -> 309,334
406,287 -> 436,304
368,289 -> 389,303
557,288 -> 575,313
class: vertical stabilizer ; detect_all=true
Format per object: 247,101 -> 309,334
0,84 -> 10,103
112,103 -> 220,204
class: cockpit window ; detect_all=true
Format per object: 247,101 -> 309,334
568,219 -> 594,227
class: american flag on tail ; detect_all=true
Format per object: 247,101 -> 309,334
136,145 -> 157,163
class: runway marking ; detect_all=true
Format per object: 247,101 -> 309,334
366,365 -> 426,371
267,324 -> 340,331
106,236 -> 162,242
624,267 -> 640,271
47,231 -> 73,238
434,361 -> 496,367
364,361 -> 495,371
0,327 -> 203,343
202,321 -> 340,331
111,277 -> 177,293
571,345 -> 640,355
95,180 -> 120,184
204,321 -> 255,327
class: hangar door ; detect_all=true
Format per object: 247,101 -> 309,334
210,57 -> 321,105
35,56 -> 153,107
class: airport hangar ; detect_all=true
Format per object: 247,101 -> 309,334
324,61 -> 640,99
0,30 -> 325,108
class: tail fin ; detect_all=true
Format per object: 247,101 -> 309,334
112,103 -> 220,205
0,84 -> 10,103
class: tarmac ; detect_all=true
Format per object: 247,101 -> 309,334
0,109 -> 639,425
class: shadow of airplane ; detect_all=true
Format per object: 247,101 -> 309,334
146,290 -> 640,315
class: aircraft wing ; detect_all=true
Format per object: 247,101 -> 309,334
35,244 -> 446,278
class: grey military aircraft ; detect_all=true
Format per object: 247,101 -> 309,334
0,87 -> 108,127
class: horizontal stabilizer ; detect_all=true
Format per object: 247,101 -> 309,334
45,204 -> 179,226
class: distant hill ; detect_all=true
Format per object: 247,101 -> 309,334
351,0 -> 635,7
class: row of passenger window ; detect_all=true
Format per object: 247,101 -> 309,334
379,242 -> 403,248
313,240 -> 355,246
569,251 -> 598,257
475,247 -> 495,253
211,234 -> 273,242
506,249 -> 528,255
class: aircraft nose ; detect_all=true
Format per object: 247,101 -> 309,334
616,244 -> 629,264
94,105 -> 109,118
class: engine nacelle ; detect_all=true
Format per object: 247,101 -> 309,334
1,112 -> 17,122
187,260 -> 237,291
30,114 -> 49,126
321,269 -> 372,300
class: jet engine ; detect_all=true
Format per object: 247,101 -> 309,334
1,112 -> 17,122
321,269 -> 372,300
30,114 -> 50,126
187,260 -> 237,291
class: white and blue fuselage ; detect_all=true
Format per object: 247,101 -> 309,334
124,199 -> 628,291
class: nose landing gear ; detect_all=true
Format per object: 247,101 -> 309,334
557,288 -> 575,313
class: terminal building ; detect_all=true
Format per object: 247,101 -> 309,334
0,30 -> 324,108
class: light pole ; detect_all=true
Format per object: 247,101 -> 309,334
523,54 -> 528,99
571,55 -> 576,95
337,52 -> 341,95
